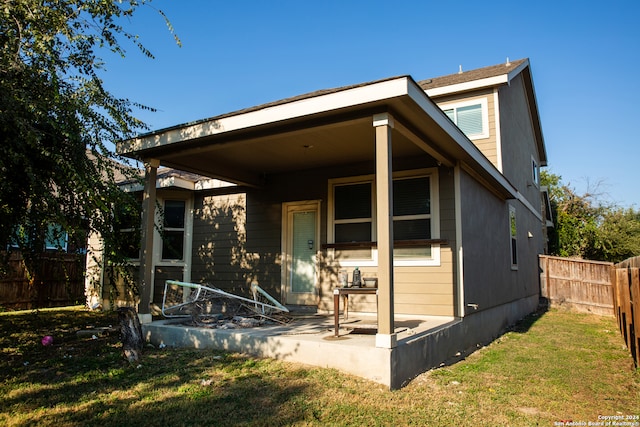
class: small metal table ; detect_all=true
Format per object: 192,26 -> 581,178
333,287 -> 378,337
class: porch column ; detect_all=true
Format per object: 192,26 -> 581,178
373,113 -> 396,349
138,158 -> 159,324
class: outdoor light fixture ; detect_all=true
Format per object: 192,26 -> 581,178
308,240 -> 314,250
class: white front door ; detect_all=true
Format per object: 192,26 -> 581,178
283,201 -> 320,305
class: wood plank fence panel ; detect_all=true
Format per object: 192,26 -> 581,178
542,255 -> 639,367
0,252 -> 86,310
612,264 -> 639,368
616,269 -> 633,352
539,255 -> 614,315
629,268 -> 640,367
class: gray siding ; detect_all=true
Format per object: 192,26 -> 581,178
189,158 -> 457,316
459,170 -> 539,313
498,73 -> 543,211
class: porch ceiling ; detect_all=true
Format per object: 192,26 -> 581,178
118,76 -> 515,197
141,115 -> 429,186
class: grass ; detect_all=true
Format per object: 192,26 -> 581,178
0,306 -> 638,426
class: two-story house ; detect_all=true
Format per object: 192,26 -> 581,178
105,58 -> 547,388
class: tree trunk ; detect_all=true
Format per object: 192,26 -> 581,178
117,307 -> 144,364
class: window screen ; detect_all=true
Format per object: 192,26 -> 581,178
334,183 -> 371,220
444,103 -> 484,137
393,177 -> 430,216
456,104 -> 483,136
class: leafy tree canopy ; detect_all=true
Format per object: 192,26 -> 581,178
0,0 -> 177,278
542,170 -> 640,263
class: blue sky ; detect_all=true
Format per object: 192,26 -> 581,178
102,0 -> 640,208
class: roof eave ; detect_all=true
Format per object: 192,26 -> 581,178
120,75 -> 518,199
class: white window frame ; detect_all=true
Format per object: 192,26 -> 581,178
154,195 -> 194,270
440,98 -> 490,140
45,224 -> 68,252
328,168 -> 440,267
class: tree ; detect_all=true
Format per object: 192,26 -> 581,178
596,207 -> 640,262
0,1 -> 178,287
542,170 -> 640,263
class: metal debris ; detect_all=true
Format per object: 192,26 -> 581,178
161,280 -> 291,328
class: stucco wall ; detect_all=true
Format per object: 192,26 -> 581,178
459,169 -> 540,314
498,73 -> 543,206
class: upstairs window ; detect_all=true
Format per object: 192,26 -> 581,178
442,98 -> 489,140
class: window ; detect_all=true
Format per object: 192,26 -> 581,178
8,224 -> 68,252
117,201 -> 142,260
393,176 -> 432,259
509,205 -> 517,268
531,157 -> 539,187
329,170 -> 439,266
45,224 -> 68,252
333,182 -> 373,260
161,200 -> 186,260
442,99 -> 489,139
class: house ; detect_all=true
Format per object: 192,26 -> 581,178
103,58 -> 547,388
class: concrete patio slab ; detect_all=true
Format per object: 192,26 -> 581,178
142,313 -> 460,388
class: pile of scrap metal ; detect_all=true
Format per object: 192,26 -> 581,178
161,280 -> 291,328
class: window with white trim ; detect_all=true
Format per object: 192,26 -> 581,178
393,176 -> 432,259
161,199 -> 186,261
509,205 -> 518,269
442,98 -> 489,140
116,196 -> 142,260
531,157 -> 539,187
333,181 -> 373,260
45,224 -> 68,252
329,169 -> 440,266
7,224 -> 69,252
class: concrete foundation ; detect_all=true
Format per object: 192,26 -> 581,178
143,295 -> 539,389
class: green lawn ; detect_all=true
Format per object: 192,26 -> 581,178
0,306 -> 638,426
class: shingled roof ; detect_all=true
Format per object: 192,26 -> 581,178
417,58 -> 528,91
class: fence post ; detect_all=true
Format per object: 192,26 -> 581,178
630,268 -> 640,367
612,265 -> 620,330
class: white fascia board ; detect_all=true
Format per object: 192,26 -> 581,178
407,82 -> 518,199
120,78 -> 412,154
157,176 -> 195,190
119,176 -> 196,192
425,75 -> 508,97
194,179 -> 237,190
120,182 -> 143,193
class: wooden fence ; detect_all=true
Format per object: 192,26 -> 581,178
539,255 -> 640,367
0,252 -> 86,310
539,255 -> 614,316
613,256 -> 640,367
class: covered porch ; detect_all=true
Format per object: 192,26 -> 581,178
118,75 -> 519,387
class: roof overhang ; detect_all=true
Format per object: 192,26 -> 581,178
118,76 -> 518,198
